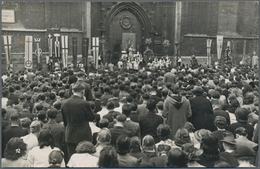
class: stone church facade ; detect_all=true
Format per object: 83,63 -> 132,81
1,1 -> 259,72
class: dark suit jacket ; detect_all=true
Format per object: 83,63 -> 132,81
69,80 -> 93,101
109,126 -> 132,147
61,95 -> 95,144
138,112 -> 163,143
189,96 -> 217,131
124,119 -> 140,137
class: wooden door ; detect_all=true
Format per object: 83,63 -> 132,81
108,9 -> 142,60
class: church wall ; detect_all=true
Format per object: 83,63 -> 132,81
1,2 -> 258,72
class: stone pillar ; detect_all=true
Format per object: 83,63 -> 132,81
174,2 -> 182,65
82,2 -> 91,55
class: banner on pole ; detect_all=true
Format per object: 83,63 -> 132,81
72,38 -> 77,68
47,34 -> 53,64
61,35 -> 68,68
25,36 -> 33,69
206,39 -> 212,66
92,37 -> 99,69
2,35 -> 12,71
216,35 -> 223,60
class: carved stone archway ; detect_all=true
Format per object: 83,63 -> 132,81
105,2 -> 152,36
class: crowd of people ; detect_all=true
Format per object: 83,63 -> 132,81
1,56 -> 259,167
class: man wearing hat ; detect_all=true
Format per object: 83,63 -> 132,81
68,71 -> 93,101
219,132 -> 239,167
61,82 -> 95,159
189,86 -> 216,131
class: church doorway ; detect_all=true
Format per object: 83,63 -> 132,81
107,9 -> 142,64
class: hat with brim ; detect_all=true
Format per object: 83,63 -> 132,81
192,86 -> 203,95
219,132 -> 236,145
194,129 -> 211,142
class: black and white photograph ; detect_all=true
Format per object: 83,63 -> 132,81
1,1 -> 259,167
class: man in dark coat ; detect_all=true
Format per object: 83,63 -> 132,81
61,82 -> 95,159
139,99 -> 163,143
68,72 -> 93,101
109,114 -> 132,147
2,113 -> 28,157
189,86 -> 217,131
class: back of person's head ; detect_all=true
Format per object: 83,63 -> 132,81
112,111 -> 121,119
37,110 -> 46,122
49,93 -> 56,101
30,120 -> 43,134
20,117 -> 32,128
166,148 -> 188,167
47,109 -> 58,119
146,99 -> 156,111
175,128 -> 191,147
36,104 -> 44,111
9,86 -> 15,93
112,90 -> 119,97
38,94 -> 46,101
235,107 -> 249,123
183,122 -> 195,133
2,87 -> 9,97
4,137 -> 27,161
98,145 -> 118,167
99,118 -> 109,128
104,86 -> 110,93
122,104 -> 132,117
48,150 -> 64,165
38,129 -> 55,149
10,112 -> 20,122
142,135 -> 155,151
157,124 -> 172,141
126,95 -> 133,103
75,141 -> 96,154
244,92 -> 255,104
234,127 -> 248,137
136,157 -> 155,167
97,128 -> 111,145
116,134 -> 130,155
53,101 -> 62,110
106,101 -> 114,110
214,116 -> 228,129
129,136 -> 142,152
130,103 -> 138,111
201,135 -> 219,161
116,114 -> 126,123
142,93 -> 150,101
